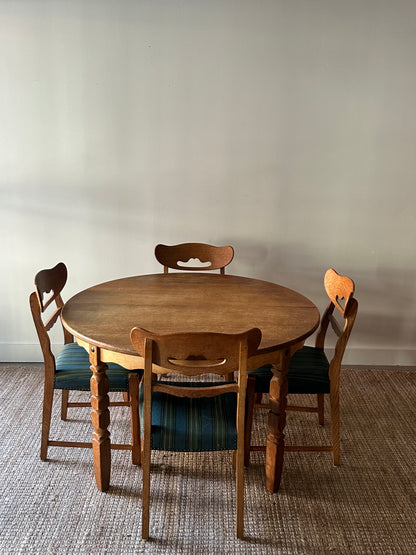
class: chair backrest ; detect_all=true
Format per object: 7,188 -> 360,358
316,268 -> 358,380
154,243 -> 234,274
29,262 -> 73,368
130,327 -> 261,401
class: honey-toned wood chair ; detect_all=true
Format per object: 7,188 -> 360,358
130,326 -> 261,540
154,242 -> 234,274
30,262 -> 141,463
245,268 -> 358,466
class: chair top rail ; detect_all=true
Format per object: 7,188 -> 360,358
155,243 -> 234,273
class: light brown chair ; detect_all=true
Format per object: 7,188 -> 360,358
154,242 -> 234,274
246,268 -> 358,465
30,262 -> 141,463
130,326 -> 261,540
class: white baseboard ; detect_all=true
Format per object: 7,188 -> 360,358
1,344 -> 415,367
0,344 -> 65,363
340,347 -> 416,367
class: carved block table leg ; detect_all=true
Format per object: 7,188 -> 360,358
89,345 -> 111,492
265,349 -> 290,493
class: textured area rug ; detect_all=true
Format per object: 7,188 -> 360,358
0,364 -> 415,554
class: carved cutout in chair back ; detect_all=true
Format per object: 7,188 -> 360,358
155,243 -> 234,274
324,268 -> 355,317
130,327 -> 261,377
35,262 -> 68,312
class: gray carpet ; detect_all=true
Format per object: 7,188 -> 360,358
0,363 -> 415,554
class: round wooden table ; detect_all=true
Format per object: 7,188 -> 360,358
62,273 -> 320,492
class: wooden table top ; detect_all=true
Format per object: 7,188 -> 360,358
61,273 -> 320,367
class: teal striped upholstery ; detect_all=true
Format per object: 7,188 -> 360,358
247,364 -> 273,393
139,382 -> 237,452
248,346 -> 330,395
288,346 -> 330,394
55,342 -> 141,391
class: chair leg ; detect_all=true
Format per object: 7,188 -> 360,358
142,390 -> 152,539
41,382 -> 54,460
129,373 -> 141,465
330,389 -> 340,465
244,377 -> 256,466
317,393 -> 325,426
61,389 -> 69,421
236,436 -> 245,538
142,451 -> 150,539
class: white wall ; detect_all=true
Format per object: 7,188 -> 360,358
1,0 -> 415,365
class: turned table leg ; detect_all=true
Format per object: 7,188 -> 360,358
265,348 -> 290,493
89,345 -> 111,492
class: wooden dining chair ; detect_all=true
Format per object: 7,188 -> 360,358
130,326 -> 261,540
154,242 -> 234,274
30,262 -> 141,463
245,268 -> 358,466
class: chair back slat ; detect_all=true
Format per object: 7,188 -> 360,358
30,291 -> 55,369
44,307 -> 63,332
130,327 -> 261,378
330,297 -> 358,376
155,243 -> 234,274
329,313 -> 343,337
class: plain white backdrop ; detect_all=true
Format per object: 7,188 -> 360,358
1,0 -> 415,364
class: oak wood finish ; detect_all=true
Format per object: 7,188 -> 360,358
30,262 -> 140,469
131,327 -> 261,540
247,268 -> 358,466
155,242 -> 234,274
89,344 -> 111,491
61,273 -> 320,493
155,242 -> 235,382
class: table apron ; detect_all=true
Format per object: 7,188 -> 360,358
75,337 -> 305,372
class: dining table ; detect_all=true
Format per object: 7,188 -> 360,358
61,272 -> 320,493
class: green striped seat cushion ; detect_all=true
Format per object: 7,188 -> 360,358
54,342 -> 141,391
248,346 -> 330,395
140,382 -> 237,452
247,364 -> 274,393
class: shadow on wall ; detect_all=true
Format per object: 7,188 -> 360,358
221,237 -> 330,349
350,267 -> 416,361
223,239 -> 416,363
224,237 -> 328,296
